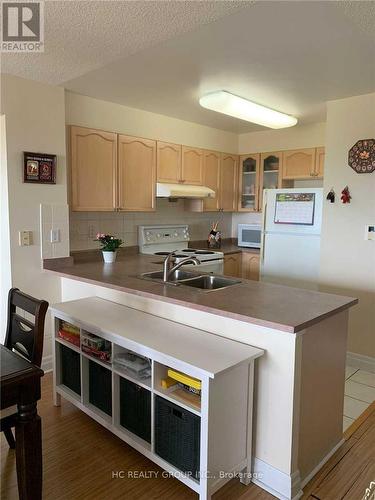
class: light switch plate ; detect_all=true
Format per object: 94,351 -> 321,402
19,230 -> 32,246
40,203 -> 69,259
50,228 -> 60,243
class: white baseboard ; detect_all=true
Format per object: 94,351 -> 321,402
252,457 -> 302,500
300,438 -> 344,489
347,352 -> 375,373
41,354 -> 53,373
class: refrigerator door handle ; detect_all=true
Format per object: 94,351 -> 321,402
261,231 -> 265,263
261,193 -> 267,263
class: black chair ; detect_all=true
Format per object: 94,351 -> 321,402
1,288 -> 48,448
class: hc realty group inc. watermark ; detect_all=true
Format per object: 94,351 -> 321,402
1,0 -> 44,52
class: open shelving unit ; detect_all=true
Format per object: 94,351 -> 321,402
51,297 -> 263,500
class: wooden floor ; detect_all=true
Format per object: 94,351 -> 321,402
1,374 -> 374,500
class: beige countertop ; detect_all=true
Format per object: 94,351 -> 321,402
189,239 -> 260,255
218,242 -> 260,255
44,249 -> 357,334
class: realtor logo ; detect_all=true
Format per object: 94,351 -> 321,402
1,1 -> 44,52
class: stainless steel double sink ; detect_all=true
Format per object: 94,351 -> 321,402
139,270 -> 241,291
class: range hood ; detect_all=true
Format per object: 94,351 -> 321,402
156,183 -> 215,199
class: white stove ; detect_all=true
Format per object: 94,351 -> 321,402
138,225 -> 224,273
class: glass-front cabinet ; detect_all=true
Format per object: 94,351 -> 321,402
259,152 -> 282,210
238,152 -> 282,212
238,154 -> 260,212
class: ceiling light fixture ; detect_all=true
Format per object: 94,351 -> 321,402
199,91 -> 298,129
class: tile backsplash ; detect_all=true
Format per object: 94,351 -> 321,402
70,199 -> 233,251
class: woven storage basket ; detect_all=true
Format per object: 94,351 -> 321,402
61,344 -> 81,396
89,360 -> 112,416
155,395 -> 200,479
120,378 -> 151,442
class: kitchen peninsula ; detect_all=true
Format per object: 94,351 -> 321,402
44,251 -> 357,500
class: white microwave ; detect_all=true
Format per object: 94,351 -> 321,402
238,224 -> 262,248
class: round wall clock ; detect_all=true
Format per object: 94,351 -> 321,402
348,139 -> 375,173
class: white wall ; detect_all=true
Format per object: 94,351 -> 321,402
0,74 -> 68,361
66,92 -> 238,154
319,93 -> 375,359
238,122 -> 326,154
0,115 -> 12,338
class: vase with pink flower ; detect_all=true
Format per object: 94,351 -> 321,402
95,233 -> 123,263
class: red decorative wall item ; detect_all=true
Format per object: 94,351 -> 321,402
341,186 -> 351,204
348,139 -> 375,173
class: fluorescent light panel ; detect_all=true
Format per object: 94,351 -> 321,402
199,91 -> 298,129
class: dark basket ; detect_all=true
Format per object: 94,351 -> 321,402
120,378 -> 151,443
60,344 -> 81,396
89,360 -> 112,416
155,396 -> 200,480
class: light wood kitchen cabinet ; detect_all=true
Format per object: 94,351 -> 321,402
203,150 -> 221,211
187,151 -> 237,212
238,154 -> 260,212
315,147 -> 325,178
70,126 -> 117,211
156,142 -> 181,183
220,154 -> 238,211
241,252 -> 260,281
282,148 -> 317,179
224,253 -> 242,278
117,135 -> 156,211
259,152 -> 283,211
181,146 -> 203,185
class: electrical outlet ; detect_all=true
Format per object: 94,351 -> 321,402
19,230 -> 32,246
50,228 -> 60,243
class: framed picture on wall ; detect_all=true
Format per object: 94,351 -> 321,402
23,152 -> 57,184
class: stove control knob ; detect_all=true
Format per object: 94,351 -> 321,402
157,233 -> 161,238
174,232 -> 178,237
184,235 -> 188,239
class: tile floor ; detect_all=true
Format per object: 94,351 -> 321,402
343,365 -> 375,431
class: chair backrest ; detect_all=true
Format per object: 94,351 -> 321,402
4,288 -> 49,367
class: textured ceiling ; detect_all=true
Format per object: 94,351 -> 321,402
2,1 -> 375,133
1,0 -> 249,84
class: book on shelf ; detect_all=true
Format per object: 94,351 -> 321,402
177,382 -> 201,397
58,329 -> 80,347
113,352 -> 151,379
167,368 -> 201,390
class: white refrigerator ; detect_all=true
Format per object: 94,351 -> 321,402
260,188 -> 323,290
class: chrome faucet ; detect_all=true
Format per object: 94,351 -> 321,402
162,251 -> 200,282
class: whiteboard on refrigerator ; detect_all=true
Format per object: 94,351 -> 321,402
274,192 -> 315,225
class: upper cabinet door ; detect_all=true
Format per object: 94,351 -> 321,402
220,154 -> 238,212
70,126 -> 117,211
156,142 -> 181,183
238,154 -> 260,212
118,135 -> 156,211
282,148 -> 316,179
314,147 -> 325,178
203,150 -> 221,211
259,152 -> 282,210
181,147 -> 203,185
